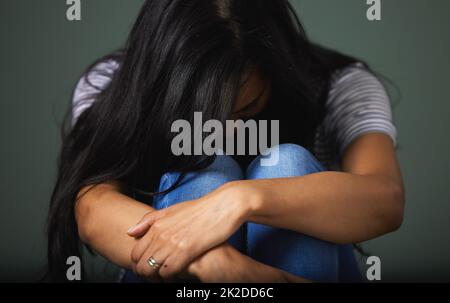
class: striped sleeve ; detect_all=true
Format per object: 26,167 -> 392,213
322,63 -> 397,155
71,59 -> 119,125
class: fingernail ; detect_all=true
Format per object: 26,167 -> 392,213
127,225 -> 137,233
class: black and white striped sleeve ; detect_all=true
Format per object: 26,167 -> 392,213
322,63 -> 397,156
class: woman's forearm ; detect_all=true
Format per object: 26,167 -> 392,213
217,134 -> 404,245
75,184 -> 308,282
75,182 -> 155,268
234,170 -> 404,244
190,243 -> 309,283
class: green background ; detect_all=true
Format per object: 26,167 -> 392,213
1,0 -> 449,282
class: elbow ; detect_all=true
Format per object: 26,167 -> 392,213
75,194 -> 94,245
382,181 -> 405,233
75,183 -> 109,244
75,182 -> 122,245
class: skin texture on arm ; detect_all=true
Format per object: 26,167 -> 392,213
245,133 -> 405,244
190,243 -> 308,283
75,182 -> 309,282
232,71 -> 405,243
75,182 -> 154,269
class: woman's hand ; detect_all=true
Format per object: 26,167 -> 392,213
126,181 -> 261,281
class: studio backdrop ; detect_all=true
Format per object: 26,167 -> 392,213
0,0 -> 449,282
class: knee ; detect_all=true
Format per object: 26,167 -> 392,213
156,155 -> 243,205
276,144 -> 322,170
192,154 -> 244,187
246,143 -> 325,179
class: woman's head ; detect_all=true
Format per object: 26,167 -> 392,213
232,66 -> 271,120
47,0 -> 360,280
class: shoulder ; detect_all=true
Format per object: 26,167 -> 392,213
72,56 -> 120,124
326,61 -> 392,117
328,62 -> 387,100
73,57 -> 120,103
323,62 -> 397,154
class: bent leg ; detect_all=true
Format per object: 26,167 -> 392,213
246,144 -> 360,282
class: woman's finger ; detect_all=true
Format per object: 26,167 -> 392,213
130,229 -> 155,264
130,220 -> 165,264
127,210 -> 159,237
158,249 -> 189,282
135,244 -> 171,280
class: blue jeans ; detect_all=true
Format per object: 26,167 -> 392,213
121,144 -> 362,282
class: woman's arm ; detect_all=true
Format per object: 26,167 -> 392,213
75,182 -> 308,282
190,243 -> 308,283
127,133 -> 404,278
242,133 -> 405,244
75,181 -> 154,269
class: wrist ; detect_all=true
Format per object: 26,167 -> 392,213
187,243 -> 233,282
220,180 -> 264,222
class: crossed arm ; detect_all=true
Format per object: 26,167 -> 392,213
75,133 -> 404,282
76,182 -> 304,282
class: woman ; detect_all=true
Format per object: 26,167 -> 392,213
47,0 -> 404,282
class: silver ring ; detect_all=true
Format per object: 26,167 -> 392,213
147,256 -> 161,269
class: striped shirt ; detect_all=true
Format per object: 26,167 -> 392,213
72,60 -> 397,170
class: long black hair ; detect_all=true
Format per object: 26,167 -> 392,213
47,0 -> 362,281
